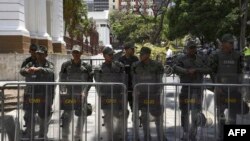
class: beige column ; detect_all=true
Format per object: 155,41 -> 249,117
33,0 -> 52,52
51,0 -> 65,53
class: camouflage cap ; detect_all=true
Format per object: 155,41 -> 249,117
72,45 -> 82,52
140,47 -> 151,55
124,41 -> 135,49
103,47 -> 114,55
36,45 -> 48,54
221,34 -> 234,44
29,44 -> 38,51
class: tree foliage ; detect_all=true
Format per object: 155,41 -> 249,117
63,0 -> 89,39
110,12 -> 151,43
110,11 -> 169,44
110,0 -> 171,45
111,0 -> 250,47
167,0 -> 244,43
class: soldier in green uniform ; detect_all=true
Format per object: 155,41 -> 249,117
20,43 -> 38,139
208,34 -> 247,141
59,45 -> 93,141
94,47 -> 126,141
118,41 -> 139,116
131,47 -> 166,141
20,45 -> 55,140
174,41 -> 210,141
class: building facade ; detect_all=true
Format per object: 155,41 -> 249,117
118,0 -> 163,15
84,0 -> 112,47
0,0 -> 65,53
88,11 -> 110,46
93,0 -> 109,11
85,0 -> 116,12
83,0 -> 165,48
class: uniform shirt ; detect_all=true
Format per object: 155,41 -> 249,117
94,61 -> 125,94
21,56 -> 36,68
209,50 -> 243,84
21,57 -> 37,81
131,59 -> 164,93
174,54 -> 210,84
59,60 -> 93,94
20,59 -> 54,94
118,55 -> 139,90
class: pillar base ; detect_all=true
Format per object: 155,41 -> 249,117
0,35 -> 30,53
53,42 -> 66,54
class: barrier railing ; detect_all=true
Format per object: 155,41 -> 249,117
133,83 -> 250,141
0,82 -> 127,141
82,59 -> 105,68
1,82 -> 250,141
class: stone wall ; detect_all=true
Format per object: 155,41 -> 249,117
0,53 -> 72,81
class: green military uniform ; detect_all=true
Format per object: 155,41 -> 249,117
20,46 -> 54,139
208,34 -> 249,141
118,52 -> 139,111
21,56 -> 36,68
209,49 -> 244,141
59,59 -> 93,140
174,46 -> 210,140
94,48 -> 126,141
131,58 -> 164,141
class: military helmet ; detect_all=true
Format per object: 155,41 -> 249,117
221,34 -> 235,44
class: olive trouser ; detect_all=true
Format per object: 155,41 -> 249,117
138,92 -> 165,141
23,92 -> 53,139
61,93 -> 86,140
215,87 -> 242,140
102,109 -> 125,141
179,88 -> 203,140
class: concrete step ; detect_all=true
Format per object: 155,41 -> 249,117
0,89 -> 23,113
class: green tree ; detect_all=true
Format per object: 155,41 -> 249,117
63,0 -> 89,39
167,0 -> 242,43
110,12 -> 149,43
110,0 -> 171,45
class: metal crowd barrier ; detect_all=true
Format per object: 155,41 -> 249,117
0,82 -> 127,141
82,59 -> 105,68
1,81 -> 250,141
133,83 -> 250,141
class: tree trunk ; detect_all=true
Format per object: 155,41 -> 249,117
64,24 -> 67,36
150,11 -> 166,44
240,0 -> 248,52
150,0 -> 171,44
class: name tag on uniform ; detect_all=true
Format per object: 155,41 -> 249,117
143,99 -> 155,105
60,94 -> 82,110
102,98 -> 118,104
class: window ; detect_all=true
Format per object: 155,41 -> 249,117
100,24 -> 106,27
